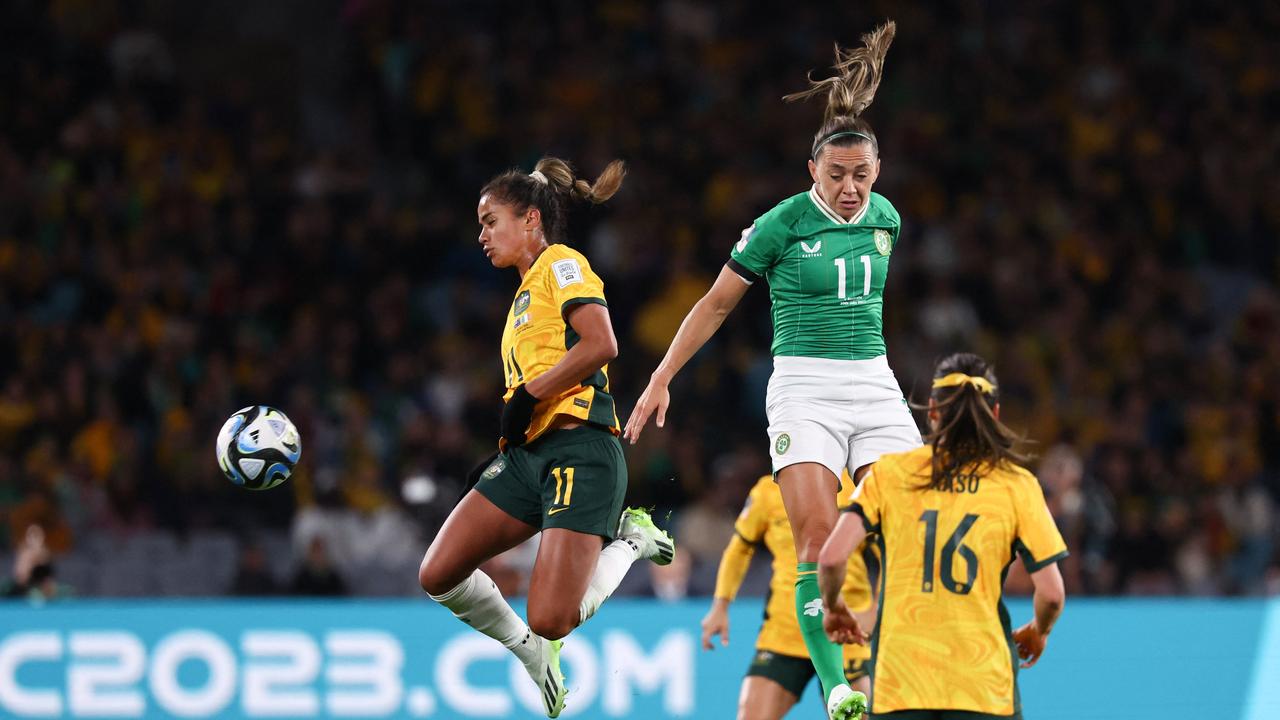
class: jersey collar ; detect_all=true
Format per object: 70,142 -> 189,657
808,185 -> 870,226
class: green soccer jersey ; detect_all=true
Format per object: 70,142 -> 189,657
727,186 -> 901,360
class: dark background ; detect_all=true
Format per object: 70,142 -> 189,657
1,0 -> 1277,599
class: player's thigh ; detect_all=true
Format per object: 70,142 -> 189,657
535,427 -> 628,539
737,676 -> 799,720
742,652 -> 813,720
776,462 -> 841,561
766,402 -> 851,482
848,392 -> 923,474
419,486 -> 539,595
525,527 -> 605,638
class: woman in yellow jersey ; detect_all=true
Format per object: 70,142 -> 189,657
701,472 -> 877,720
418,158 -> 675,718
819,353 -> 1067,720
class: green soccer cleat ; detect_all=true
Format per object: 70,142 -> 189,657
826,684 -> 867,720
536,638 -> 567,718
618,507 -> 675,566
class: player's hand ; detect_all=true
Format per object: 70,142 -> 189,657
1012,621 -> 1048,668
823,598 -> 868,645
700,601 -> 730,650
500,385 -> 538,447
623,379 -> 670,444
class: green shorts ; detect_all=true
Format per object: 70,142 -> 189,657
474,425 -> 627,539
872,711 -> 1021,720
744,651 -> 870,699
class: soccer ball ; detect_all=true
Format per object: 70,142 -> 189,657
215,406 -> 302,490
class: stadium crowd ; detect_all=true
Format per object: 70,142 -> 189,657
1,1 -> 1278,600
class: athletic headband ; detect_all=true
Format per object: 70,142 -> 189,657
932,373 -> 996,395
529,170 -> 549,185
812,130 -> 875,158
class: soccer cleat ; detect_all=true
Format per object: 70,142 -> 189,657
618,507 -> 675,566
527,637 -> 567,718
826,684 -> 867,720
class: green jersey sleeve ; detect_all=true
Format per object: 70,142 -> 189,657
727,207 -> 791,281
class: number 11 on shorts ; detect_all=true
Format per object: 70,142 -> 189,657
833,256 -> 872,299
552,467 -> 575,507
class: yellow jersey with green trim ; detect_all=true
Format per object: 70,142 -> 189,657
850,446 -> 1068,716
499,244 -> 618,447
735,474 -> 875,662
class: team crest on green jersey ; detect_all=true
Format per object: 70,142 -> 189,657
775,433 -> 791,455
874,229 -> 892,256
870,228 -> 890,256
514,290 -> 531,315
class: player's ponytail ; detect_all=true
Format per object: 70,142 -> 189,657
783,20 -> 895,159
479,157 -> 626,244
921,352 -> 1030,491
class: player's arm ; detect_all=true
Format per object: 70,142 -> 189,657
701,533 -> 757,649
525,303 -> 617,399
503,303 -> 617,446
623,267 -> 749,442
1010,475 -> 1069,668
818,513 -> 867,609
1013,563 -> 1065,668
818,513 -> 869,645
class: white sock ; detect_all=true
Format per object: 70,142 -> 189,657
579,538 -> 641,624
429,569 -> 541,667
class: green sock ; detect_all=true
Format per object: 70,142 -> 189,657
795,562 -> 848,701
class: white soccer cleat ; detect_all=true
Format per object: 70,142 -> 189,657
618,507 -> 675,566
522,635 -> 567,717
827,684 -> 868,720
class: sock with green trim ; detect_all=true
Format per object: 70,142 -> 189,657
795,562 -> 850,702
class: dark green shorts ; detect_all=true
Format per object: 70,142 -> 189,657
872,711 -> 1021,720
744,651 -> 870,699
474,425 -> 627,539
745,651 -> 816,699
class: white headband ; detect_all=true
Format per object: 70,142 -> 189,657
529,171 -> 549,185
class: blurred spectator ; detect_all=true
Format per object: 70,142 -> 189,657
0,1 -> 1277,597
289,536 -> 348,596
231,542 -> 280,596
2,525 -> 70,604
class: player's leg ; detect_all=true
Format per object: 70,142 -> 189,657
738,677 -> 800,720
419,452 -> 548,679
738,651 -> 813,720
776,461 -> 863,719
525,428 -> 672,636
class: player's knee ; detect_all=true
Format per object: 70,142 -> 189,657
526,605 -> 577,640
418,556 -> 454,597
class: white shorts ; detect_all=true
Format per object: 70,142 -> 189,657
765,355 -> 923,480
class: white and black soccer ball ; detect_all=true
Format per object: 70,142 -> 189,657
215,406 -> 301,490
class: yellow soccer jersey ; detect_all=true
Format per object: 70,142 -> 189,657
735,474 -> 875,662
499,244 -> 618,447
850,446 -> 1068,716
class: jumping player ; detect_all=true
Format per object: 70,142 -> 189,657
626,21 -> 916,719
419,158 -> 675,718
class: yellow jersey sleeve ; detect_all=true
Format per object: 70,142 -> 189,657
1013,473 -> 1069,571
546,247 -> 607,318
734,476 -> 773,544
848,466 -> 885,532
